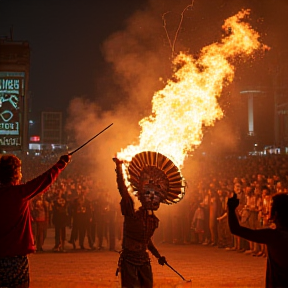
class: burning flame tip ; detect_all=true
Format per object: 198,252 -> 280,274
118,8 -> 268,180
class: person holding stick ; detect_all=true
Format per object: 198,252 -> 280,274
113,151 -> 186,288
0,153 -> 71,288
228,192 -> 288,288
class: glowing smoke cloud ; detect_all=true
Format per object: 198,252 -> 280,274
116,9 -> 268,168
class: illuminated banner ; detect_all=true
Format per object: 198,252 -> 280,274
0,77 -> 22,150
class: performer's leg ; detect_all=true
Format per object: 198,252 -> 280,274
138,263 -> 153,288
120,260 -> 140,288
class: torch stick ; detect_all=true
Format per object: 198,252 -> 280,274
68,123 -> 113,155
165,262 -> 191,282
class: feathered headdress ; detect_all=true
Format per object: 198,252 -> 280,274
127,151 -> 186,205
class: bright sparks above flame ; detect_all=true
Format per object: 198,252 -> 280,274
117,9 -> 268,168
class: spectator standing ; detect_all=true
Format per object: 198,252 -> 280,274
106,198 -> 118,251
52,190 -> 69,252
90,197 -> 98,247
94,192 -> 109,250
208,188 -> 221,246
32,194 -> 50,252
228,192 -> 288,288
257,186 -> 272,257
69,186 -> 94,249
217,189 -> 233,248
192,202 -> 205,244
245,185 -> 261,255
0,154 -> 71,288
202,189 -> 211,245
226,182 -> 246,251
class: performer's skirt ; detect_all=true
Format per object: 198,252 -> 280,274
0,255 -> 29,288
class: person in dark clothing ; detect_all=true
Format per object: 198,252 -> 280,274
32,194 -> 50,252
95,193 -> 109,250
69,187 -> 94,249
90,198 -> 97,247
0,153 -> 71,288
106,198 -> 118,251
52,190 -> 69,252
228,192 -> 288,288
113,151 -> 186,288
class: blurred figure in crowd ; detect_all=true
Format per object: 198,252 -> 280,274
69,186 -> 94,250
191,202 -> 205,244
217,189 -> 233,248
32,194 -> 50,252
52,190 -> 69,252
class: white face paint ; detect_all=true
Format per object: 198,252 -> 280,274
141,189 -> 161,210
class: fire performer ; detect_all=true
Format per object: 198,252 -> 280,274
113,151 -> 185,288
228,192 -> 288,288
0,153 -> 71,288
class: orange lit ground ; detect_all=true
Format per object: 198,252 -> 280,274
29,228 -> 266,288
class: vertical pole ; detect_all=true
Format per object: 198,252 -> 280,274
248,93 -> 254,136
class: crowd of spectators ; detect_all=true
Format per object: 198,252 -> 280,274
18,151 -> 288,255
155,153 -> 288,258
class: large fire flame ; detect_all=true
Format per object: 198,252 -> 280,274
117,9 -> 268,168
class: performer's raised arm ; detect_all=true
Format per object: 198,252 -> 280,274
112,157 -> 129,199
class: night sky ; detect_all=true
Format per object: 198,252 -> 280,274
0,0 -> 149,128
0,0 -> 287,159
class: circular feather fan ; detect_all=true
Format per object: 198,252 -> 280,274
128,151 -> 186,205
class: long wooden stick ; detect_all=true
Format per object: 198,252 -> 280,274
68,123 -> 113,155
165,262 -> 191,282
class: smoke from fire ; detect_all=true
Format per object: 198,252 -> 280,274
65,0 -> 271,199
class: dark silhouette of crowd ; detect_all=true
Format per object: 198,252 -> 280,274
155,153 -> 288,256
20,151 -> 288,254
